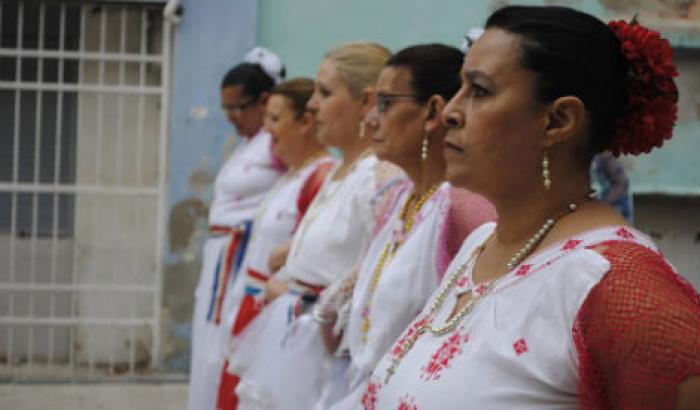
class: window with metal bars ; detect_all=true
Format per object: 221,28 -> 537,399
0,1 -> 79,237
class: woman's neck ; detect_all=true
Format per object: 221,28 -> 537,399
333,138 -> 373,180
287,146 -> 328,173
341,139 -> 372,167
492,172 -> 592,245
403,138 -> 447,195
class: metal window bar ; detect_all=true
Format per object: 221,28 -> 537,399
47,2 -> 67,370
0,0 -> 171,380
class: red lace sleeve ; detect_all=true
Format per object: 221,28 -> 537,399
574,240 -> 700,409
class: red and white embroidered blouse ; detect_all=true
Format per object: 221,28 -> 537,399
365,223 -> 700,409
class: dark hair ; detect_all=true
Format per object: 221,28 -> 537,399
486,6 -> 627,153
270,78 -> 315,119
220,62 -> 286,99
386,43 -> 464,104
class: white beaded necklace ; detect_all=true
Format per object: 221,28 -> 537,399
384,192 -> 596,384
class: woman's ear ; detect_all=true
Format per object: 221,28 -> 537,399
359,87 -> 377,117
542,96 -> 586,148
299,111 -> 316,135
424,95 -> 446,134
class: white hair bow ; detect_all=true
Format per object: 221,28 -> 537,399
243,47 -> 284,85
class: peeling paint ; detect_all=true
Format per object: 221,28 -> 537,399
189,106 -> 209,120
599,0 -> 642,13
168,198 -> 208,253
675,51 -> 700,123
189,167 -> 216,194
599,0 -> 699,20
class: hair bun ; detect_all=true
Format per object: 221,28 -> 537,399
243,47 -> 285,85
607,20 -> 679,156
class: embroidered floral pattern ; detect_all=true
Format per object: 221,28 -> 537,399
392,316 -> 429,357
562,239 -> 583,251
362,377 -> 382,410
456,275 -> 470,289
513,338 -> 528,356
397,394 -> 419,410
515,264 -> 532,277
420,327 -> 469,381
615,227 -> 635,240
474,283 -> 489,296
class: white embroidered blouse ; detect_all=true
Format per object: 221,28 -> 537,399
365,224 -> 659,410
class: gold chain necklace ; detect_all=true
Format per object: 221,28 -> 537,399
384,192 -> 596,384
360,185 -> 439,343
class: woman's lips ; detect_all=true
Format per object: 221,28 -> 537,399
444,138 -> 464,153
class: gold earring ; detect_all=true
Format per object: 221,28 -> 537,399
420,133 -> 429,162
359,121 -> 366,139
542,150 -> 551,190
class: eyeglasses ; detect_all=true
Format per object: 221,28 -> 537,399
376,92 -> 416,113
223,97 -> 258,115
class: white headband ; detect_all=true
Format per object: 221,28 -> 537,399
461,28 -> 485,53
243,47 -> 284,85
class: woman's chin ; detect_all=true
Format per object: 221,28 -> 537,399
372,145 -> 391,161
446,167 -> 470,189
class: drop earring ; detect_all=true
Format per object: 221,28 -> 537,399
420,133 -> 429,162
542,150 -> 551,190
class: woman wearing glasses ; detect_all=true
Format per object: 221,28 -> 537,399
228,42 -> 399,410
189,47 -> 286,410
364,6 -> 700,409
313,43 -> 497,410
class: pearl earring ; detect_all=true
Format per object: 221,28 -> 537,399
421,133 -> 429,162
542,150 -> 551,190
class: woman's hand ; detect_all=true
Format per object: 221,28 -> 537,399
264,276 -> 289,302
313,307 -> 341,354
268,242 -> 291,273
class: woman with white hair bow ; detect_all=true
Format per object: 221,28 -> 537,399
189,46 -> 287,410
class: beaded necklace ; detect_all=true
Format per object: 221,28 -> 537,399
360,185 -> 439,343
384,192 -> 595,384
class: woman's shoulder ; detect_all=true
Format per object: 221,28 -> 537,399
575,239 -> 700,409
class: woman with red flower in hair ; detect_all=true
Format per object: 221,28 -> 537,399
364,6 -> 700,410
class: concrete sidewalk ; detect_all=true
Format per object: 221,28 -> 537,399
0,382 -> 188,410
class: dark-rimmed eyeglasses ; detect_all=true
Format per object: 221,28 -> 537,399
223,96 -> 258,115
376,92 -> 416,113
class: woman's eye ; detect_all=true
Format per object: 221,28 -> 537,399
469,82 -> 489,97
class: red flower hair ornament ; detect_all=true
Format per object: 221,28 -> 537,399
607,18 -> 679,156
